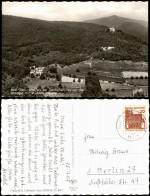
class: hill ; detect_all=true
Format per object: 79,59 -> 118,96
119,22 -> 148,41
84,15 -> 148,41
84,15 -> 148,28
2,15 -> 147,59
2,15 -> 148,96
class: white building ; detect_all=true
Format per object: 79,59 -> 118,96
30,67 -> 45,76
101,46 -> 114,51
62,76 -> 85,83
84,61 -> 92,68
109,27 -> 115,33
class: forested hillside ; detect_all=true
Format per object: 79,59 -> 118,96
118,22 -> 148,41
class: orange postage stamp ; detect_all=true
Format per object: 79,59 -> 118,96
124,106 -> 146,131
116,106 -> 146,141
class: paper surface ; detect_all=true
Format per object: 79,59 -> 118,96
1,99 -> 149,195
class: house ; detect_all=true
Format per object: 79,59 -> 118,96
30,67 -> 45,77
101,46 -> 114,51
84,61 -> 92,67
61,76 -> 85,83
109,27 -> 115,33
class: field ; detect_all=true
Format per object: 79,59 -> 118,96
22,59 -> 148,97
125,78 -> 148,86
122,71 -> 148,78
59,59 -> 148,77
23,77 -> 59,89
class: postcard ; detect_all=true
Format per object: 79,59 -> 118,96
1,99 -> 149,195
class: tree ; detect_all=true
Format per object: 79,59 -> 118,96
49,65 -> 57,73
31,73 -> 35,78
78,78 -> 81,83
134,92 -> 144,97
37,85 -> 41,89
88,71 -> 91,75
73,79 -> 75,82
140,76 -> 143,79
76,68 -> 80,72
56,74 -> 61,81
58,83 -> 63,88
81,75 -> 103,97
40,73 -> 46,80
63,85 -> 67,93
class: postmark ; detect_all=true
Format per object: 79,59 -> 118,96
116,106 -> 146,141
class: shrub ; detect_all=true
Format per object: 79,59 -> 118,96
145,76 -> 148,79
106,88 -> 109,92
134,92 -> 145,97
111,94 -> 117,97
50,74 -> 56,78
135,77 -> 138,79
111,88 -> 115,92
130,76 -> 134,79
103,93 -> 111,97
76,68 -> 80,72
73,79 -> 75,82
37,85 -> 41,89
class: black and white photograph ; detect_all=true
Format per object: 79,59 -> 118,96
2,1 -> 148,98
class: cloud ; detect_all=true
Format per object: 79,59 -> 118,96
135,8 -> 146,14
97,2 -> 132,13
2,1 -> 148,21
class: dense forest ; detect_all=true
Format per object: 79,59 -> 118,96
2,15 -> 148,96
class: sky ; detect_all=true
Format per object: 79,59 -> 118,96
2,1 -> 148,22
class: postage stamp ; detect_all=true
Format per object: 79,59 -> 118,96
116,106 -> 146,141
124,106 -> 146,131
